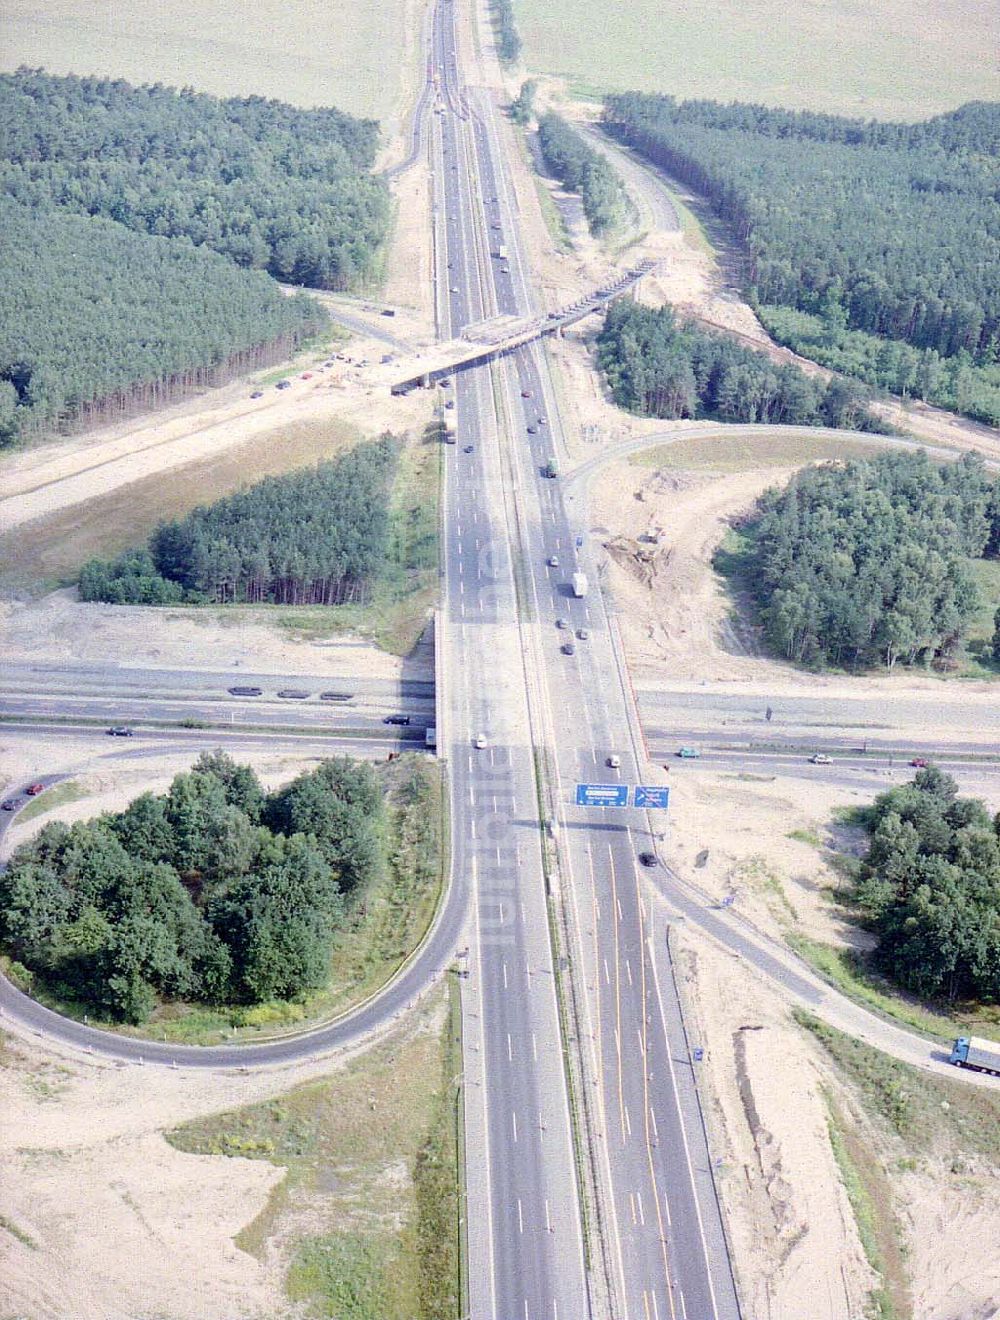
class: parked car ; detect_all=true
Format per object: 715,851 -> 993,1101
301,372 -> 313,380
809,753 -> 832,765
445,399 -> 455,409
106,726 -> 133,737
25,782 -> 45,796
276,380 -> 291,389
384,715 -> 411,726
1,798 -> 20,811
250,390 -> 263,398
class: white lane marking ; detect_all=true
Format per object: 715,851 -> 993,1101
507,1033 -> 513,1062
650,1107 -> 659,1141
532,1032 -> 538,1061
471,819 -> 476,839
502,961 -> 508,989
651,1291 -> 661,1320
624,1105 -> 632,1137
518,1198 -> 524,1233
499,902 -> 505,925
662,1189 -> 672,1228
679,1292 -> 688,1320
617,898 -> 624,921
649,928 -> 720,1316
626,958 -> 633,986
603,958 -> 611,985
545,1198 -> 552,1233
520,901 -> 526,923
636,1189 -> 646,1226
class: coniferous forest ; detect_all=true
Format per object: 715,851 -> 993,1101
602,95 -> 1000,425
0,753 -> 384,1023
0,69 -> 393,446
740,451 -> 1000,670
0,198 -> 325,447
537,113 -> 630,236
597,301 -> 886,431
79,437 -> 397,606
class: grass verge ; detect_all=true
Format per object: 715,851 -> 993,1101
796,1009 -> 1000,1164
532,178 -> 574,254
12,779 -> 87,827
627,431 -> 895,473
786,932 -> 1000,1042
168,987 -> 461,1320
823,1090 -> 905,1320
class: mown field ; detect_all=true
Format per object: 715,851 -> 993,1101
1,0 -> 408,119
514,0 -> 999,119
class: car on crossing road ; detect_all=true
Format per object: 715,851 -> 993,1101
809,753 -> 832,765
384,715 -> 411,726
25,783 -> 45,796
106,726 -> 134,737
1,798 -> 21,811
638,851 -> 658,868
910,756 -> 929,768
676,746 -> 700,758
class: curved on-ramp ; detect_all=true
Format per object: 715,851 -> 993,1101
0,788 -> 467,1069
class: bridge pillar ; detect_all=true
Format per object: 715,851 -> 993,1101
421,372 -> 431,388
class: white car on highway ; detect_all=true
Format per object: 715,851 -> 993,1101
475,733 -> 488,749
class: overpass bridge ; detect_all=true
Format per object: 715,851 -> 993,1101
390,259 -> 658,393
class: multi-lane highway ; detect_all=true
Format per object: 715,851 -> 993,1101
427,3 -> 742,1315
2,4 -> 998,1320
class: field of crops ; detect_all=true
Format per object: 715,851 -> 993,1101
514,0 -> 998,119
1,0 -> 408,119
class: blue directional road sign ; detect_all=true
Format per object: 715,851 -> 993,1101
576,782 -> 629,808
634,785 -> 670,809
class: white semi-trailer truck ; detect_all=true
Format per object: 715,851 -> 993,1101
949,1036 -> 1000,1075
572,572 -> 588,598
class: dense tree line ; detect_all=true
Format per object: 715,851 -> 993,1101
79,437 -> 397,606
0,69 -> 390,290
597,301 -> 885,430
758,305 -> 1000,429
510,80 -> 537,127
602,94 -> 1000,420
856,767 -> 1000,1003
0,753 -> 384,1022
0,198 -> 325,447
537,113 -> 630,237
490,0 -> 521,64
742,451 -> 1000,670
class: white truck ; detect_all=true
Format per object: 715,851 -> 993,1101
949,1036 -> 1000,1075
572,572 -> 588,598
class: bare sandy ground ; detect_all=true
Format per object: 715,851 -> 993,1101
0,1002 -> 436,1320
589,457 -> 1000,741
0,589 -> 411,679
673,927 -> 1000,1320
665,756 -> 1000,1317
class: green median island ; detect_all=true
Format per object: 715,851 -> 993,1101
0,750 -> 443,1037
